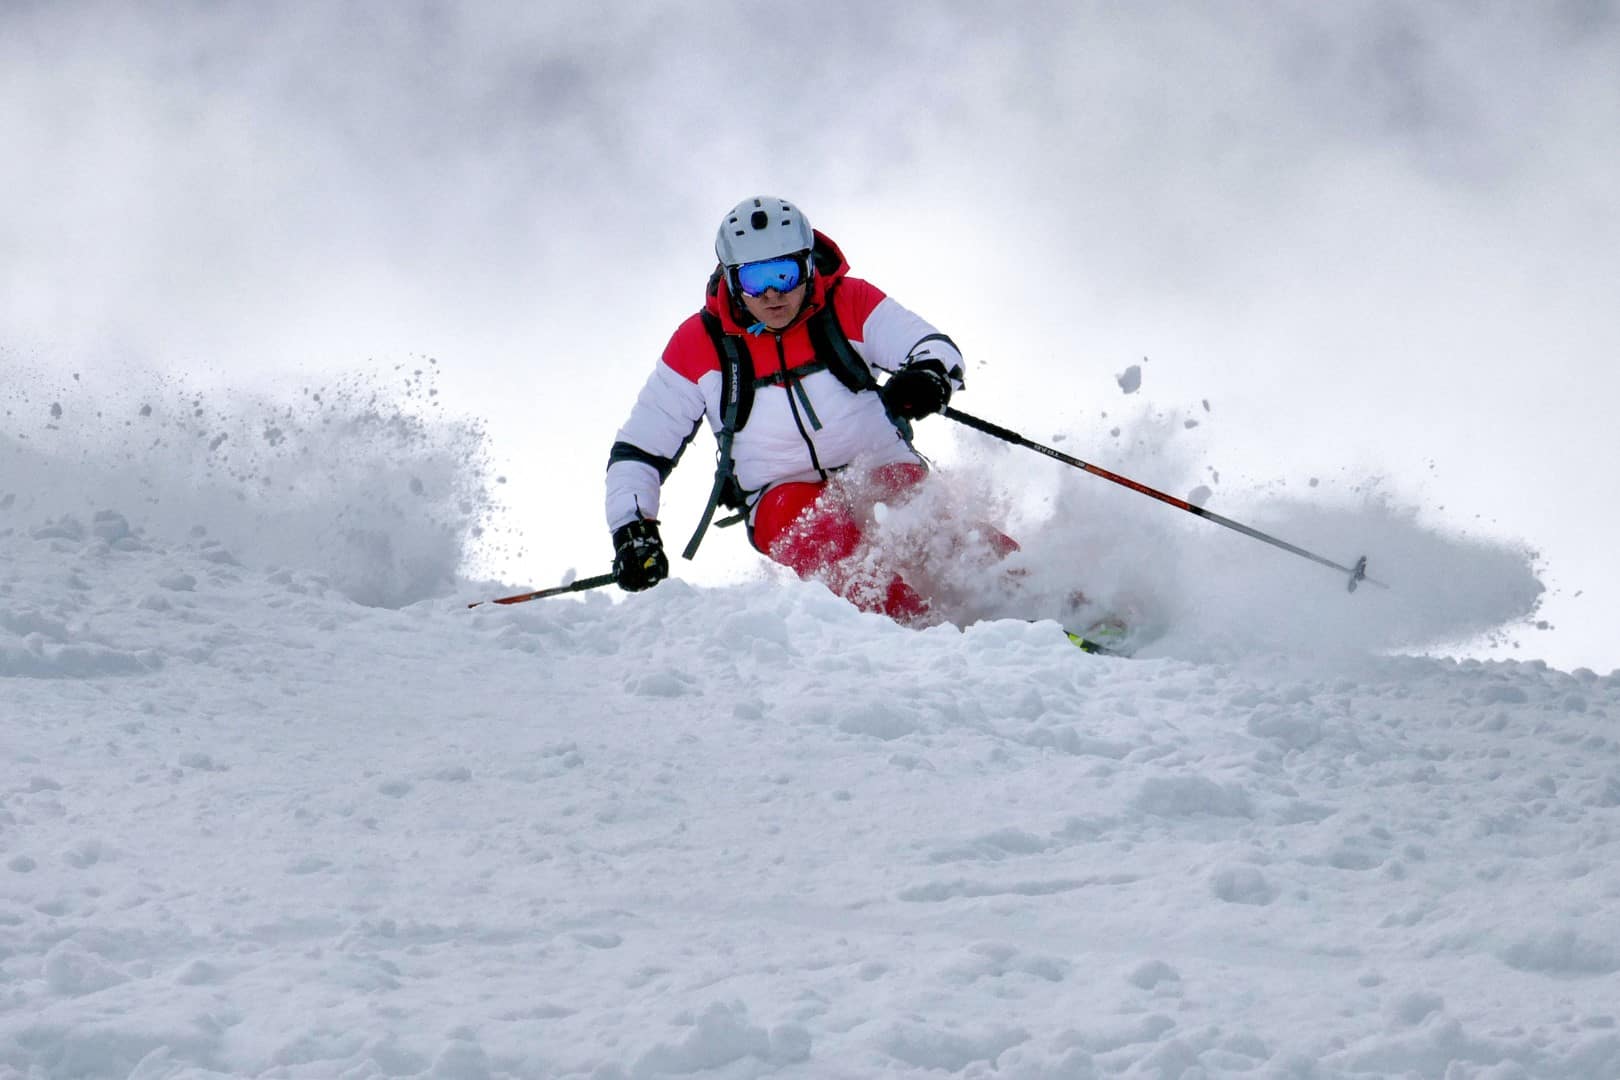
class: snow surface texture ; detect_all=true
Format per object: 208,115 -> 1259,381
5,376 -> 1617,1079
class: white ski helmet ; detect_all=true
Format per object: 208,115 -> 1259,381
715,196 -> 814,269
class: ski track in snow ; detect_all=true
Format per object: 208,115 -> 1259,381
3,514 -> 1619,1079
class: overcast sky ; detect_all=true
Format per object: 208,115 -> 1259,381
4,1 -> 1618,670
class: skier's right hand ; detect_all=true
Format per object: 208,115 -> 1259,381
612,518 -> 669,592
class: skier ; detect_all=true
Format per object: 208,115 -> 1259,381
604,195 -> 1012,623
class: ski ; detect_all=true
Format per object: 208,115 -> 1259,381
1062,613 -> 1157,657
1064,630 -> 1127,656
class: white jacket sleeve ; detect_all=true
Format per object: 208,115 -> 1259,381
605,359 -> 710,533
853,295 -> 966,391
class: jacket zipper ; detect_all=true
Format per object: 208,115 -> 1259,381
775,334 -> 827,477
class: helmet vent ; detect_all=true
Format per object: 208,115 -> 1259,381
750,210 -> 769,230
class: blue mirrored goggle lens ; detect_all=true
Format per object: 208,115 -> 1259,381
735,256 -> 804,297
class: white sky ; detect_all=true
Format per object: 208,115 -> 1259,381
3,2 -> 1617,671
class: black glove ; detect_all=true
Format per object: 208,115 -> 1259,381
612,518 -> 669,592
880,360 -> 953,419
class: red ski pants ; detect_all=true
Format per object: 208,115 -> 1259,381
750,463 -> 1018,624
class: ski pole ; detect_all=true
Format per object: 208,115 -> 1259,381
467,572 -> 617,609
944,407 -> 1385,592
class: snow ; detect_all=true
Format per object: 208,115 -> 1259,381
4,382 -> 1619,1079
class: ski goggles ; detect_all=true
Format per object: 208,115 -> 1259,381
733,254 -> 806,297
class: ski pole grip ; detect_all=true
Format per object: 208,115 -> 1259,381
944,407 -> 1022,445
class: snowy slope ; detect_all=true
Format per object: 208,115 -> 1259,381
4,496 -> 1620,1079
2,376 -> 1615,1078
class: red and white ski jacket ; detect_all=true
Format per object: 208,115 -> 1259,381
605,231 -> 965,535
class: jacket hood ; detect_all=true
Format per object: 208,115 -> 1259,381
706,229 -> 850,333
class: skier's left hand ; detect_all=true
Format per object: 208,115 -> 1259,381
881,360 -> 952,419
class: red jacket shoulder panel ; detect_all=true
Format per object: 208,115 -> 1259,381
662,313 -> 721,384
832,276 -> 887,340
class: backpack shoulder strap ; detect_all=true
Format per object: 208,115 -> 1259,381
699,311 -> 755,432
806,284 -> 878,394
682,313 -> 753,560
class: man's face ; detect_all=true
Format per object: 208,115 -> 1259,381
739,281 -> 808,331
